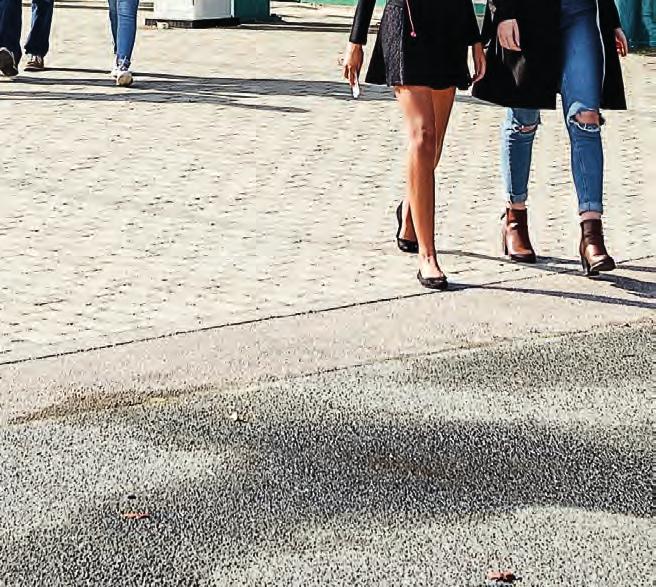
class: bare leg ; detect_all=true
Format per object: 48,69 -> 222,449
399,87 -> 457,248
432,86 -> 456,170
395,86 -> 454,279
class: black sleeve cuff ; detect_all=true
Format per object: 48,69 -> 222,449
349,0 -> 376,45
466,0 -> 482,44
489,0 -> 517,23
606,0 -> 622,29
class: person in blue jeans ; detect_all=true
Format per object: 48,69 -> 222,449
0,0 -> 55,76
108,0 -> 139,87
473,0 -> 629,276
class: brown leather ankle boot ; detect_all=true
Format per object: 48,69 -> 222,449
501,208 -> 536,263
580,219 -> 615,276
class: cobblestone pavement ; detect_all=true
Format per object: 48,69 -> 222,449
1,3 -> 654,363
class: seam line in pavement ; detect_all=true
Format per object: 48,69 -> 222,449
241,316 -> 656,390
1,255 -> 653,368
8,318 -> 654,426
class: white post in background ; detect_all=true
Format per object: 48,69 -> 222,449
146,0 -> 238,28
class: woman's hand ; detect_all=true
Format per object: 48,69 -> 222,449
498,19 -> 521,51
472,42 -> 486,82
615,27 -> 628,57
343,42 -> 364,87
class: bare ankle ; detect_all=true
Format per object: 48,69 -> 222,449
580,211 -> 602,222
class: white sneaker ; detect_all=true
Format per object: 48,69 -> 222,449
116,68 -> 133,87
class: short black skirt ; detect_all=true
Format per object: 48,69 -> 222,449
365,0 -> 477,90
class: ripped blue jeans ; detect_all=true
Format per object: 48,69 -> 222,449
501,0 -> 605,213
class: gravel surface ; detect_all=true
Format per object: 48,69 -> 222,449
1,324 -> 653,586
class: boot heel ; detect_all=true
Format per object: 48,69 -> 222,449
581,254 -> 599,277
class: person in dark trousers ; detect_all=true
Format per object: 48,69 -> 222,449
473,0 -> 629,276
342,0 -> 486,290
0,0 -> 55,76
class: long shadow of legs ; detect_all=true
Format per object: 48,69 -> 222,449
7,70 -> 504,105
443,249 -> 655,305
597,273 -> 656,299
442,249 -> 579,275
457,283 -> 655,310
615,263 -> 656,274
3,71 -> 393,104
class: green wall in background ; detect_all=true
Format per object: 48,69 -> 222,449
616,0 -> 656,47
299,0 -> 486,15
236,0 -> 271,20
297,0 -> 653,46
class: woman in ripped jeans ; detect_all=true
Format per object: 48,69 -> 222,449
473,0 -> 628,276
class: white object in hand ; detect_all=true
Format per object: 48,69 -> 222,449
352,78 -> 361,99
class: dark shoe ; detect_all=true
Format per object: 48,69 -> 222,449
417,269 -> 448,290
0,48 -> 18,77
579,219 -> 616,276
501,207 -> 537,263
396,203 -> 418,254
24,55 -> 44,71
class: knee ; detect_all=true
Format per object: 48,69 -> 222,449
516,123 -> 538,134
505,111 -> 540,139
409,125 -> 437,160
575,111 -> 600,125
567,104 -> 603,134
510,120 -> 539,136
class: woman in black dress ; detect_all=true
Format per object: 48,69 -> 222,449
343,0 -> 485,289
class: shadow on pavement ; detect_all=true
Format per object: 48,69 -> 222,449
460,283 -> 655,310
444,250 -> 656,308
616,263 -> 656,274
1,323 -> 652,582
242,20 -> 360,33
1,70 -> 500,106
1,413 -> 651,582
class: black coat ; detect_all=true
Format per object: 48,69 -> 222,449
350,0 -> 482,90
472,0 -> 627,110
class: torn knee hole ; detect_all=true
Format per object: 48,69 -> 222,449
519,124 -> 538,133
511,122 -> 538,134
575,111 -> 600,125
569,110 -> 603,132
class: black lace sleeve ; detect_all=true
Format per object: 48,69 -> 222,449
349,0 -> 377,45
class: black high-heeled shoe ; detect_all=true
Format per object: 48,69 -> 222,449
417,270 -> 448,290
396,203 -> 419,254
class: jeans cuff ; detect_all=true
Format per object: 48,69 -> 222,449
579,202 -> 604,214
24,46 -> 48,57
507,192 -> 528,204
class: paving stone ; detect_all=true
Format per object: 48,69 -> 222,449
0,3 -> 654,363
